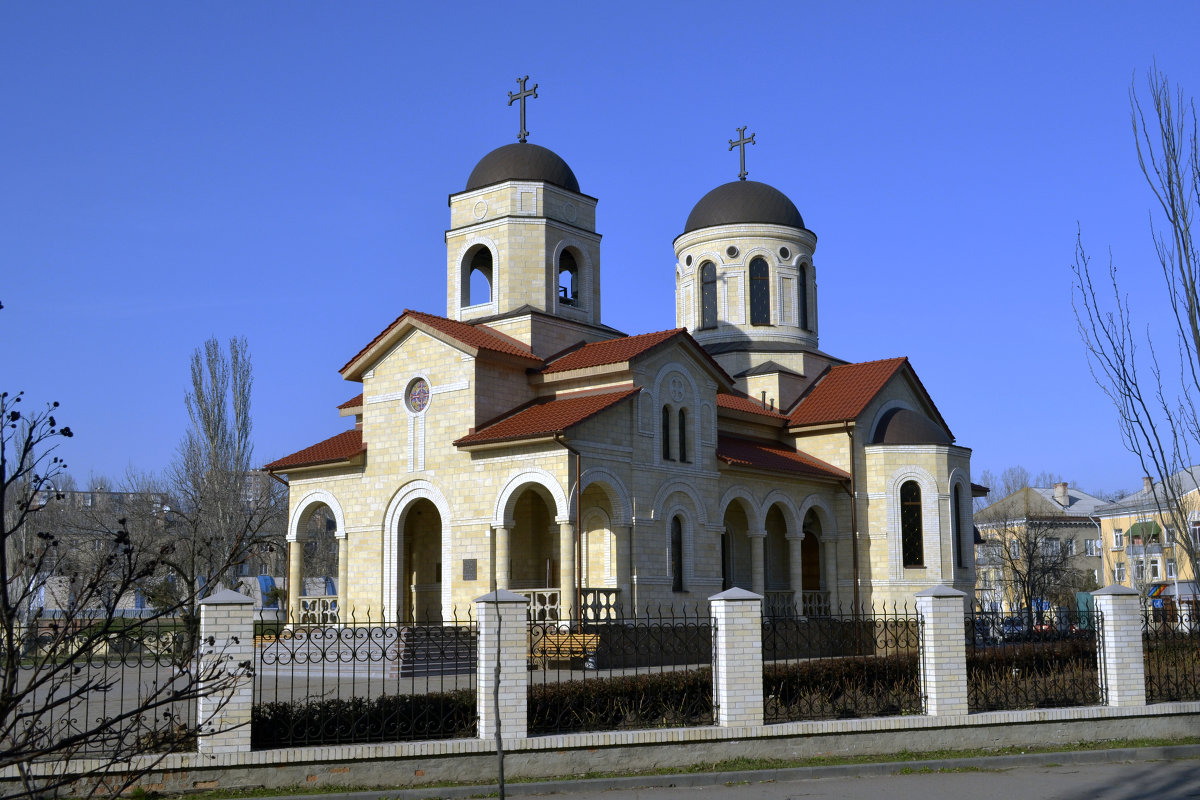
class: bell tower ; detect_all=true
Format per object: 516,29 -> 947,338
446,79 -> 606,357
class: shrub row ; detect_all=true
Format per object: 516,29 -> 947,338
251,690 -> 476,749
764,654 -> 921,721
528,668 -> 713,734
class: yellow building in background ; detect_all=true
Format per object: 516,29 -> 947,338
1093,468 -> 1200,620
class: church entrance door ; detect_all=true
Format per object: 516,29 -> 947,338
402,498 -> 442,623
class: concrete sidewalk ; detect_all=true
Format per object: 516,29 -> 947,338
246,744 -> 1200,800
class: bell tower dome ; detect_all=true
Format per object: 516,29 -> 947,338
673,129 -> 826,407
445,79 -> 614,357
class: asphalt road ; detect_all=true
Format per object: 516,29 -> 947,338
284,747 -> 1200,800
547,757 -> 1200,800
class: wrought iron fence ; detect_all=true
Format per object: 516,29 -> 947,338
10,617 -> 198,758
762,604 -> 923,723
251,608 -> 477,749
1143,603 -> 1200,703
527,606 -> 714,735
966,605 -> 1103,712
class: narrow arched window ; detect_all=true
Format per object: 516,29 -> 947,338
678,408 -> 688,463
661,405 -> 672,460
901,481 -> 924,567
463,246 -> 493,307
750,258 -> 770,325
952,484 -> 965,569
671,516 -> 684,591
700,262 -> 717,329
558,250 -> 578,307
798,263 -> 809,330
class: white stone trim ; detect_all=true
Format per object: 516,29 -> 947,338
382,480 -> 452,621
865,399 -> 916,443
493,467 -> 569,526
453,235 -> 500,318
718,485 -> 763,532
652,479 -> 710,527
289,490 -> 346,543
886,466 -> 941,582
576,466 -> 633,525
762,489 -> 803,536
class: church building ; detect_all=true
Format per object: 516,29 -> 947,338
265,86 -> 977,623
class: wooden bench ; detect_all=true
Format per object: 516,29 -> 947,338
531,631 -> 599,667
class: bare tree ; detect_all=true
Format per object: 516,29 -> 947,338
0,388 -> 250,799
978,514 -> 1087,627
142,338 -> 284,621
1073,65 -> 1200,586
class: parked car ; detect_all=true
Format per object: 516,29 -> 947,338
999,616 -> 1027,641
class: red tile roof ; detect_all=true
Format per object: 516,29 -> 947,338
264,429 -> 365,471
541,329 -> 685,374
341,309 -> 539,375
716,436 -> 850,480
338,393 -> 364,410
717,392 -> 789,421
787,357 -> 907,427
454,388 -> 640,446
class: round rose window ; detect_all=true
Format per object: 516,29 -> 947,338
406,378 -> 430,413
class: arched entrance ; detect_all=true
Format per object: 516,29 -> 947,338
508,487 -> 561,619
401,498 -> 442,623
764,504 -> 792,615
291,503 -> 340,624
801,508 -> 827,615
721,500 -> 754,591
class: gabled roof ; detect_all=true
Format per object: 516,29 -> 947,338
338,393 -> 364,410
1095,465 -> 1200,515
541,328 -> 732,384
976,485 -> 1108,525
716,436 -> 849,481
264,429 -> 365,472
541,329 -> 684,373
454,388 -> 640,447
716,392 -> 789,421
787,357 -> 953,438
787,357 -> 906,426
341,309 -> 540,378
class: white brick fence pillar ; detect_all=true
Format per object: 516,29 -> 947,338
197,589 -> 255,755
1092,585 -> 1146,707
710,587 -> 763,728
476,590 -> 530,741
916,586 -> 968,716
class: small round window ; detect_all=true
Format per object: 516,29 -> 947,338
406,378 -> 430,413
726,246 -> 739,258
685,255 -> 693,266
779,246 -> 791,260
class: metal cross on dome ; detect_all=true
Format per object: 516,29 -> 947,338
729,126 -> 756,180
508,76 -> 538,143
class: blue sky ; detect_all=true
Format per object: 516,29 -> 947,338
2,2 -> 1198,495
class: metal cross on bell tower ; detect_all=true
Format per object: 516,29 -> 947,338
508,76 -> 538,143
729,126 -> 756,180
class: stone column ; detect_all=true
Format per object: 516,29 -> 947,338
614,524 -> 632,617
710,587 -> 764,727
493,525 -> 510,591
337,535 -> 349,619
475,590 -> 530,741
915,586 -> 968,716
786,533 -> 805,615
558,522 -> 576,624
197,590 -> 255,755
748,529 -> 766,596
1092,585 -> 1146,706
287,538 -> 302,623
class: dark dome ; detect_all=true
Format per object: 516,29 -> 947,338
684,180 -> 804,233
466,143 -> 580,193
871,408 -> 952,446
